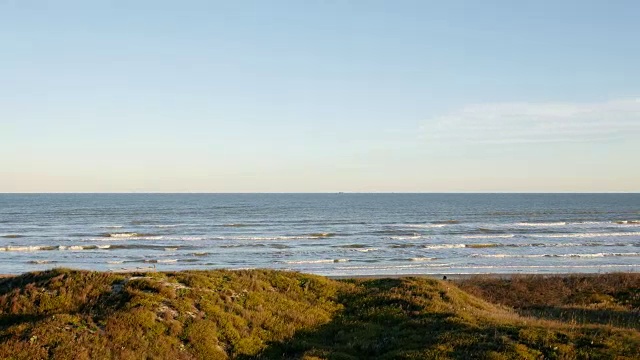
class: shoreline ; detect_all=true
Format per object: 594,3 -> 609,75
2,269 -> 637,281
326,271 -> 639,280
328,273 -> 516,280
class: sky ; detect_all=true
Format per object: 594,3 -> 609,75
1,0 -> 639,193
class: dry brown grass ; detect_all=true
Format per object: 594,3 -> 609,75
456,272 -> 640,329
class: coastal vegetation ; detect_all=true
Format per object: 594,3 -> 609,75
457,273 -> 640,330
0,269 -> 638,359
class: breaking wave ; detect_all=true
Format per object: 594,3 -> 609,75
373,230 -> 421,236
462,234 -> 515,239
284,259 -> 349,264
216,234 -> 338,241
0,244 -> 113,251
308,233 -> 336,238
101,232 -> 161,239
517,222 -> 567,227
28,260 -> 56,264
388,235 -> 424,240
472,252 -> 640,258
393,223 -> 446,228
531,232 -> 640,238
0,246 -> 56,252
423,244 -> 467,249
355,248 -> 379,253
145,259 -> 178,263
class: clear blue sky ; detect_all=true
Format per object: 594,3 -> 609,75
1,1 -> 639,192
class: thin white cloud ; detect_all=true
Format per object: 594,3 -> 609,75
424,98 -> 640,144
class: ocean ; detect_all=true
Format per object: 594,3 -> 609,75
0,193 -> 638,275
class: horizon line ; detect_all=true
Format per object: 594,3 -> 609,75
1,192 -> 638,195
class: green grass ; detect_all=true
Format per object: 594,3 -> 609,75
0,270 -> 638,359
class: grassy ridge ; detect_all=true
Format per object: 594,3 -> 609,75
0,270 -> 637,359
457,273 -> 640,329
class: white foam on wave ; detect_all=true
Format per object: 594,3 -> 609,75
57,245 -> 95,251
410,257 -> 436,261
334,263 -> 638,272
463,242 -> 634,248
164,236 -> 204,241
285,259 -> 349,264
509,220 -> 633,227
28,260 -> 54,264
546,242 -> 635,247
472,252 -> 640,258
355,248 -> 379,252
515,220 -> 637,228
389,235 -> 424,240
532,232 -> 640,239
309,233 -> 336,238
396,224 -> 446,228
462,234 -> 515,239
0,245 -> 52,252
563,252 -> 640,258
1,244 -> 115,252
5,244 -> 141,253
108,233 -> 141,238
93,235 -> 164,241
517,222 -> 567,227
544,242 -> 580,247
222,235 -> 321,241
423,244 -> 466,249
158,259 -> 178,263
472,254 -> 546,258
335,263 -> 451,270
145,259 -> 178,263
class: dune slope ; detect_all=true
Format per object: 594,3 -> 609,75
0,269 -> 638,359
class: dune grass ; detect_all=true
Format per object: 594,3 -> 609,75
456,273 -> 640,330
0,269 -> 638,359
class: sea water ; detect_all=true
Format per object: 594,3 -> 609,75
0,193 -> 638,275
